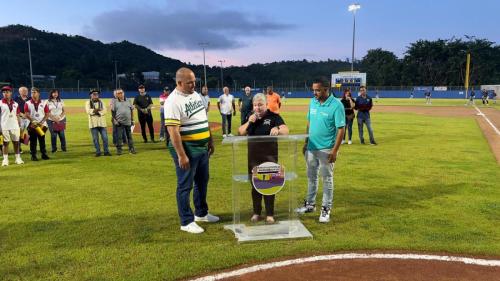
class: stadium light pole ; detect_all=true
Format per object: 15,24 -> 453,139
23,37 -> 36,88
199,42 -> 209,88
218,59 -> 225,88
113,60 -> 119,89
348,3 -> 361,72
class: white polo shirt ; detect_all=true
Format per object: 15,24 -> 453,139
47,99 -> 65,121
25,99 -> 49,126
218,94 -> 234,115
0,98 -> 21,130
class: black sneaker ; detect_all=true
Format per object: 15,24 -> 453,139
41,154 -> 50,160
104,152 -> 112,156
143,139 -> 148,143
295,200 -> 316,214
95,152 -> 102,157
360,141 -> 365,144
116,149 -> 122,155
31,155 -> 39,161
370,141 -> 377,145
129,149 -> 137,154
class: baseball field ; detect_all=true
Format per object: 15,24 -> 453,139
0,97 -> 499,280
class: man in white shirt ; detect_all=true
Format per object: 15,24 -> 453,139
217,87 -> 236,137
0,86 -> 24,166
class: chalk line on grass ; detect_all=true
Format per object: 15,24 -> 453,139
190,253 -> 500,281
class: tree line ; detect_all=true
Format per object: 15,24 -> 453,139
0,25 -> 498,90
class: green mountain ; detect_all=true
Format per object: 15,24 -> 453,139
0,25 -> 353,89
1,25 -> 498,89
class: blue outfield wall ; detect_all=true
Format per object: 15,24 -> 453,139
48,89 -> 470,100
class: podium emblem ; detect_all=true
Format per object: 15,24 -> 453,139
251,162 -> 285,195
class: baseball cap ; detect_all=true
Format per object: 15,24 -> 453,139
89,89 -> 100,95
138,85 -> 145,89
1,85 -> 12,92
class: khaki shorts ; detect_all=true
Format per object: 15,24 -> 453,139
2,129 -> 20,142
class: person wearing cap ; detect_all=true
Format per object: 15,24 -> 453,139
85,89 -> 111,157
133,85 -> 156,143
24,87 -> 50,161
159,86 -> 170,142
0,86 -> 24,166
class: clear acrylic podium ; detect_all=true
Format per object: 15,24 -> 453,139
223,135 -> 313,242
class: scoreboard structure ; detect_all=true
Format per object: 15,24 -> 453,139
331,72 -> 367,91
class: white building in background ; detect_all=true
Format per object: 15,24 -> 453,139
142,71 -> 160,81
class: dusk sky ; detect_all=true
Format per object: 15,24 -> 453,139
1,0 -> 498,67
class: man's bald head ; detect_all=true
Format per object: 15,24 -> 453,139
176,67 -> 194,82
175,67 -> 196,94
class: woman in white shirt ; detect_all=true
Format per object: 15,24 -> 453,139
47,89 -> 67,152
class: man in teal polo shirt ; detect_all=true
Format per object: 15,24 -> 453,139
296,78 -> 345,223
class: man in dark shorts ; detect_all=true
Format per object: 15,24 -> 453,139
238,93 -> 289,224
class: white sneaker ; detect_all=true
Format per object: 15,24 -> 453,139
341,140 -> 345,144
180,222 -> 204,234
295,200 -> 316,214
319,206 -> 331,223
159,137 -> 165,141
15,158 -> 24,165
222,134 -> 227,138
348,140 -> 352,145
2,159 -> 8,167
195,213 -> 220,223
228,133 -> 234,137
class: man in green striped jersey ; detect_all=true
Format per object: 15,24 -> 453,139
165,67 -> 218,234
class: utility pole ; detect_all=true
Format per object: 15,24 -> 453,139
218,60 -> 225,88
113,60 -> 119,89
348,4 -> 361,72
198,42 -> 209,88
23,37 -> 37,88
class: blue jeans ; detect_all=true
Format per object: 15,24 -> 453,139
160,111 -> 166,139
344,117 -> 354,141
116,125 -> 134,151
90,127 -> 109,154
112,124 -> 128,146
171,151 -> 209,226
305,149 -> 335,208
357,115 -> 375,143
47,120 -> 67,152
221,114 -> 232,135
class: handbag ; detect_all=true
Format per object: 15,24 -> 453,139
53,122 -> 66,132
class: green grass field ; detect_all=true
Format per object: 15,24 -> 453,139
0,98 -> 499,281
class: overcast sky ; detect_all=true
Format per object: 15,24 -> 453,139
1,0 -> 498,66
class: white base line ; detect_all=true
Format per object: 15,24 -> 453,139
190,253 -> 500,281
473,105 -> 500,135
